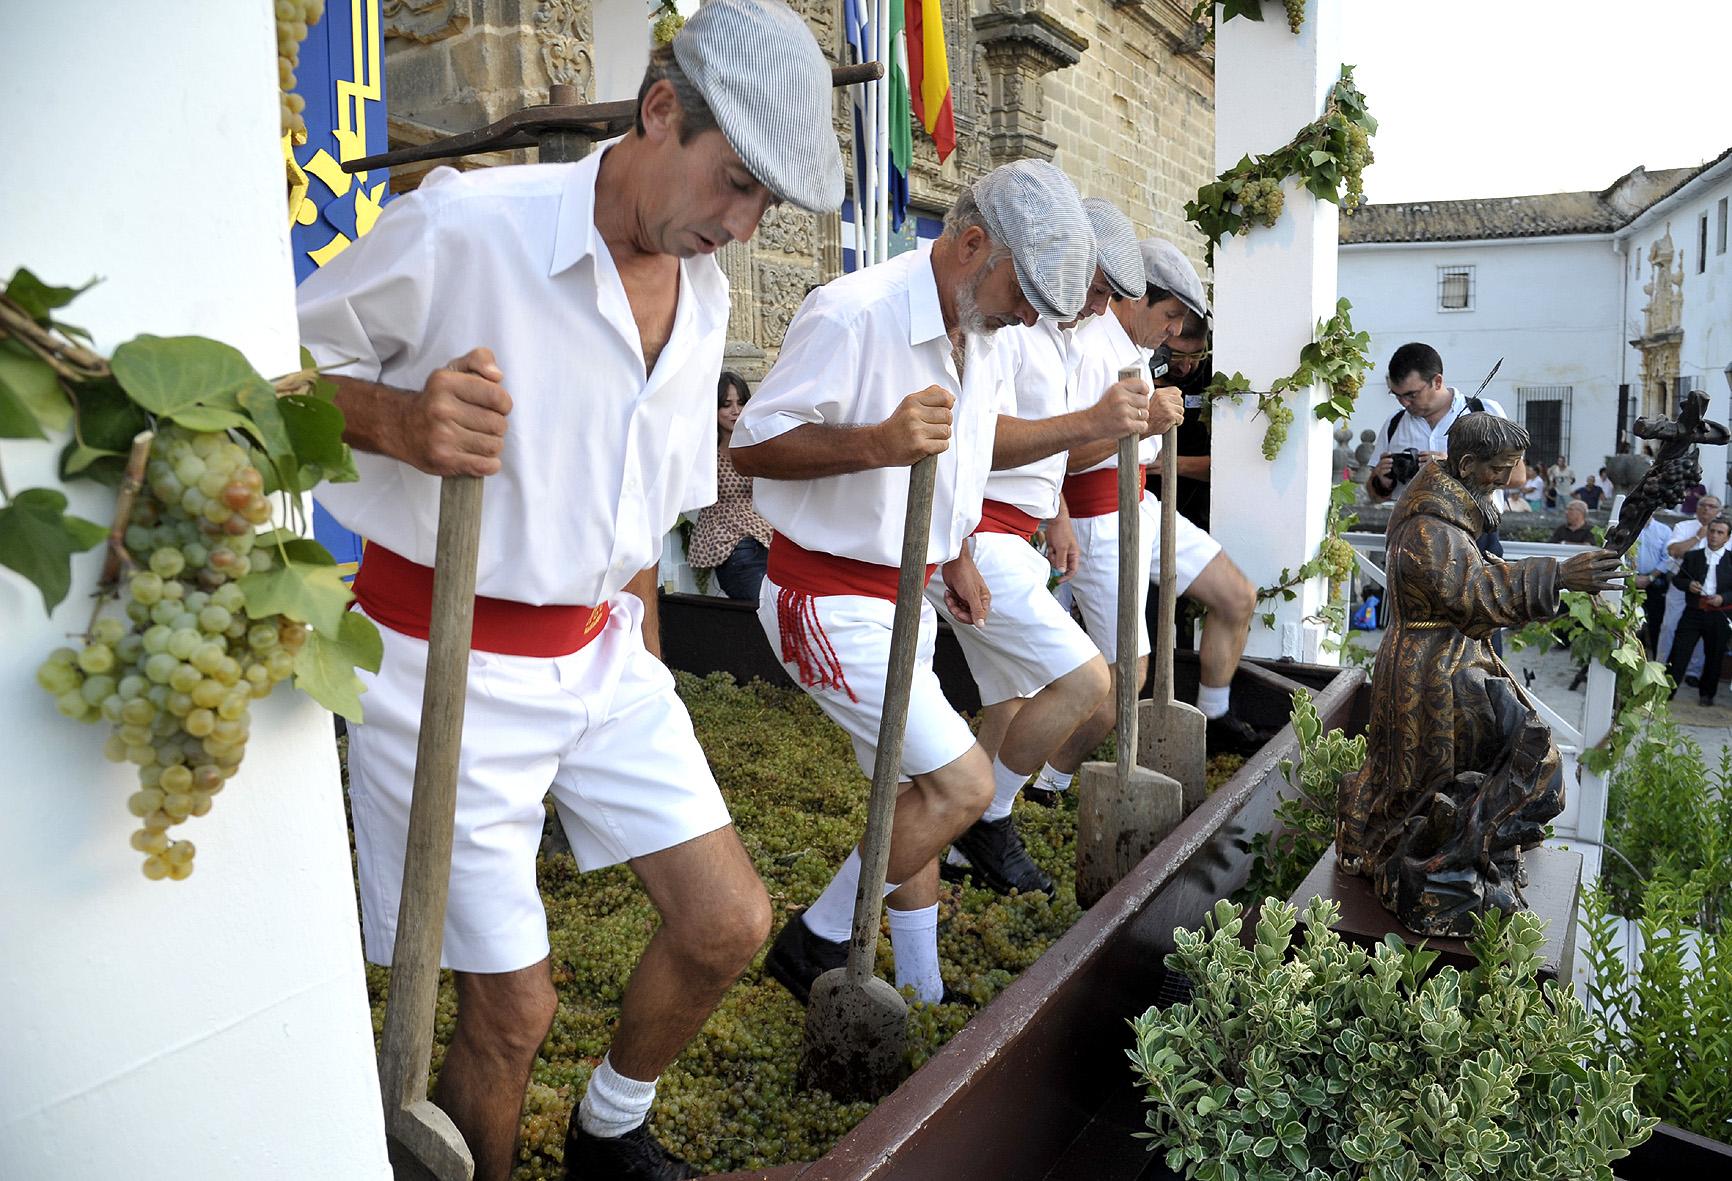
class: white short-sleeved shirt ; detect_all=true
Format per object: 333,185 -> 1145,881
1382,388 -> 1510,500
296,151 -> 728,606
986,319 -> 1076,520
1068,310 -> 1157,474
1668,518 -> 1708,574
734,249 -> 1010,568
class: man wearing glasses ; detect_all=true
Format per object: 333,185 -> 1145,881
1149,310 -> 1213,530
1367,342 -> 1511,505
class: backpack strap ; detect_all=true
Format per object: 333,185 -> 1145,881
1464,395 -> 1485,414
1384,409 -> 1405,443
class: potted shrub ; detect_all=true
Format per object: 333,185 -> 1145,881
1129,896 -> 1655,1180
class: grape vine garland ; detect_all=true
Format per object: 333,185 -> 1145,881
1254,479 -> 1359,630
1204,297 -> 1371,461
1,269 -> 378,881
1185,65 -> 1376,260
1187,0 -> 1308,41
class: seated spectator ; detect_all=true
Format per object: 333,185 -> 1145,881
1522,469 -> 1546,509
1549,499 -> 1596,545
687,371 -> 773,600
1575,482 -> 1603,510
1596,466 -> 1615,499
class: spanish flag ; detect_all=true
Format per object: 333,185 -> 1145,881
905,0 -> 955,163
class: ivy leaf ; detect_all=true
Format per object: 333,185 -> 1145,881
0,369 -> 46,439
4,268 -> 98,322
236,375 -> 293,459
0,340 -> 70,433
293,610 -> 382,721
70,377 -> 150,451
60,442 -> 125,477
279,393 -> 358,485
238,557 -> 353,639
256,528 -> 338,566
0,487 -> 107,612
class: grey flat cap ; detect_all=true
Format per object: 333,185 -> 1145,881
1139,238 -> 1208,318
672,0 -> 844,213
1081,198 -> 1143,300
970,161 -> 1093,320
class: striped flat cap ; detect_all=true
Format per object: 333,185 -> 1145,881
1139,238 -> 1209,318
970,161 -> 1093,321
672,0 -> 844,213
1081,198 -> 1143,299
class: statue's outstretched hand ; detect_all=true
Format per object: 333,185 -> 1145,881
1558,548 -> 1628,594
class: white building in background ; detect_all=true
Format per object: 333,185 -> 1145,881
1339,149 -> 1732,500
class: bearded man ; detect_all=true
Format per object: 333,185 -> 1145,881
1337,413 -> 1623,935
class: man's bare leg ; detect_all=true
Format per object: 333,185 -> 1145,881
1046,655 -> 1150,774
437,960 -> 559,1181
995,656 -> 1110,776
1184,553 -> 1255,696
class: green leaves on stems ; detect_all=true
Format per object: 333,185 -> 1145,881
1204,299 -> 1372,463
0,487 -> 107,611
1186,67 -> 1376,259
293,610 -> 383,721
1130,895 -> 1657,1180
4,268 -> 97,323
1239,690 -> 1366,904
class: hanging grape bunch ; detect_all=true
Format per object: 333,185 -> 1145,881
276,0 -> 326,138
36,428 -> 308,880
651,1 -> 685,46
1283,0 -> 1306,34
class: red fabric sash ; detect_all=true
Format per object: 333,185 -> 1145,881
353,544 -> 609,658
973,499 -> 1041,538
1063,465 -> 1146,518
766,533 -> 938,703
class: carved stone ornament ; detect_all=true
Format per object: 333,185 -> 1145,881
382,0 -> 472,43
755,207 -> 818,259
756,261 -> 818,348
972,0 -> 1088,166
535,0 -> 594,94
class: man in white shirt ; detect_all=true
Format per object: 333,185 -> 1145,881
928,196 -> 1150,896
1658,492 -> 1724,683
1633,515 -> 1675,655
1667,516 -> 1732,705
1367,343 -> 1513,505
732,161 -> 1096,1006
295,4 -> 843,1177
1040,239 -> 1267,769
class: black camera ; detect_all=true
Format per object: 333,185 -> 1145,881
1387,448 -> 1421,485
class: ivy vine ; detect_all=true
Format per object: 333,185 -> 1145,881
1254,479 -> 1359,630
1188,0 -> 1308,40
1205,297 -> 1372,461
1185,65 -> 1376,259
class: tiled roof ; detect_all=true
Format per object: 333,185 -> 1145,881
1339,161 -> 1711,244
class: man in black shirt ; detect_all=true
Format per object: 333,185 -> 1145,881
1149,311 -> 1212,530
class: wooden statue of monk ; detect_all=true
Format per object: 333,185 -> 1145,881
1338,413 -> 1625,936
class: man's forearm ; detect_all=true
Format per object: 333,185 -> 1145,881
330,374 -> 409,461
625,564 -> 662,659
731,423 -> 891,480
1176,455 -> 1210,480
1065,437 -> 1120,472
992,411 -> 1104,470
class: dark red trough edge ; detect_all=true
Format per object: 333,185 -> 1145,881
708,665 -> 1367,1181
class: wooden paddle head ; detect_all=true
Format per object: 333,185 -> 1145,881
1073,758 -> 1183,908
798,967 -> 909,1101
1138,697 -> 1209,815
386,1099 -> 474,1181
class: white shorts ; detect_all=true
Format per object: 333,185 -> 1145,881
757,576 -> 977,780
928,532 -> 1100,706
1069,491 -> 1222,662
348,596 -> 731,974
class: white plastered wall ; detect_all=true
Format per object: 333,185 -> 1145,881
0,4 -> 391,1178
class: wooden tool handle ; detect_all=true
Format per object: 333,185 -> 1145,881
1116,433 -> 1139,785
848,454 -> 938,986
1155,425 -> 1179,707
378,475 -> 484,1116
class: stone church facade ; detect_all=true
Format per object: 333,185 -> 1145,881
378,0 -> 1216,377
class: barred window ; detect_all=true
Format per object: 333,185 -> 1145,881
1437,265 -> 1474,311
1515,385 -> 1571,469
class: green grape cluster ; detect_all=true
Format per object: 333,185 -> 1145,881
651,9 -> 684,46
1259,394 -> 1295,461
1327,111 -> 1374,212
1283,0 -> 1306,33
1319,535 -> 1357,583
34,426 -> 307,880
1237,176 -> 1286,228
275,0 -> 326,137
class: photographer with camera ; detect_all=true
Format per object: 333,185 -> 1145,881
1367,343 -> 1514,507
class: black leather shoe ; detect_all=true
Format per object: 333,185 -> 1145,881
1686,675 -> 1700,688
1205,712 -> 1274,757
564,1120 -> 694,1181
1022,785 -> 1063,809
949,815 -> 1054,896
764,909 -> 847,1006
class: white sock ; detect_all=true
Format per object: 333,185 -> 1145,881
946,846 -> 971,866
887,903 -> 943,1003
1196,682 -> 1231,720
1034,763 -> 1074,794
803,848 -> 896,943
981,757 -> 1030,822
578,1054 -> 656,1138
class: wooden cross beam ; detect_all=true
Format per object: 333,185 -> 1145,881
343,61 -> 882,174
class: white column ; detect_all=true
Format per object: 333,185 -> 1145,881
593,0 -> 652,102
1211,1 -> 1343,662
0,5 -> 390,1178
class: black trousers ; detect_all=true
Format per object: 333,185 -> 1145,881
1667,607 -> 1730,701
1642,580 -> 1669,656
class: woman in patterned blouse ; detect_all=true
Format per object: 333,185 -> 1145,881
688,371 -> 774,599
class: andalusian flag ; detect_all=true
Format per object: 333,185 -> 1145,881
887,0 -> 911,230
906,0 -> 955,163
